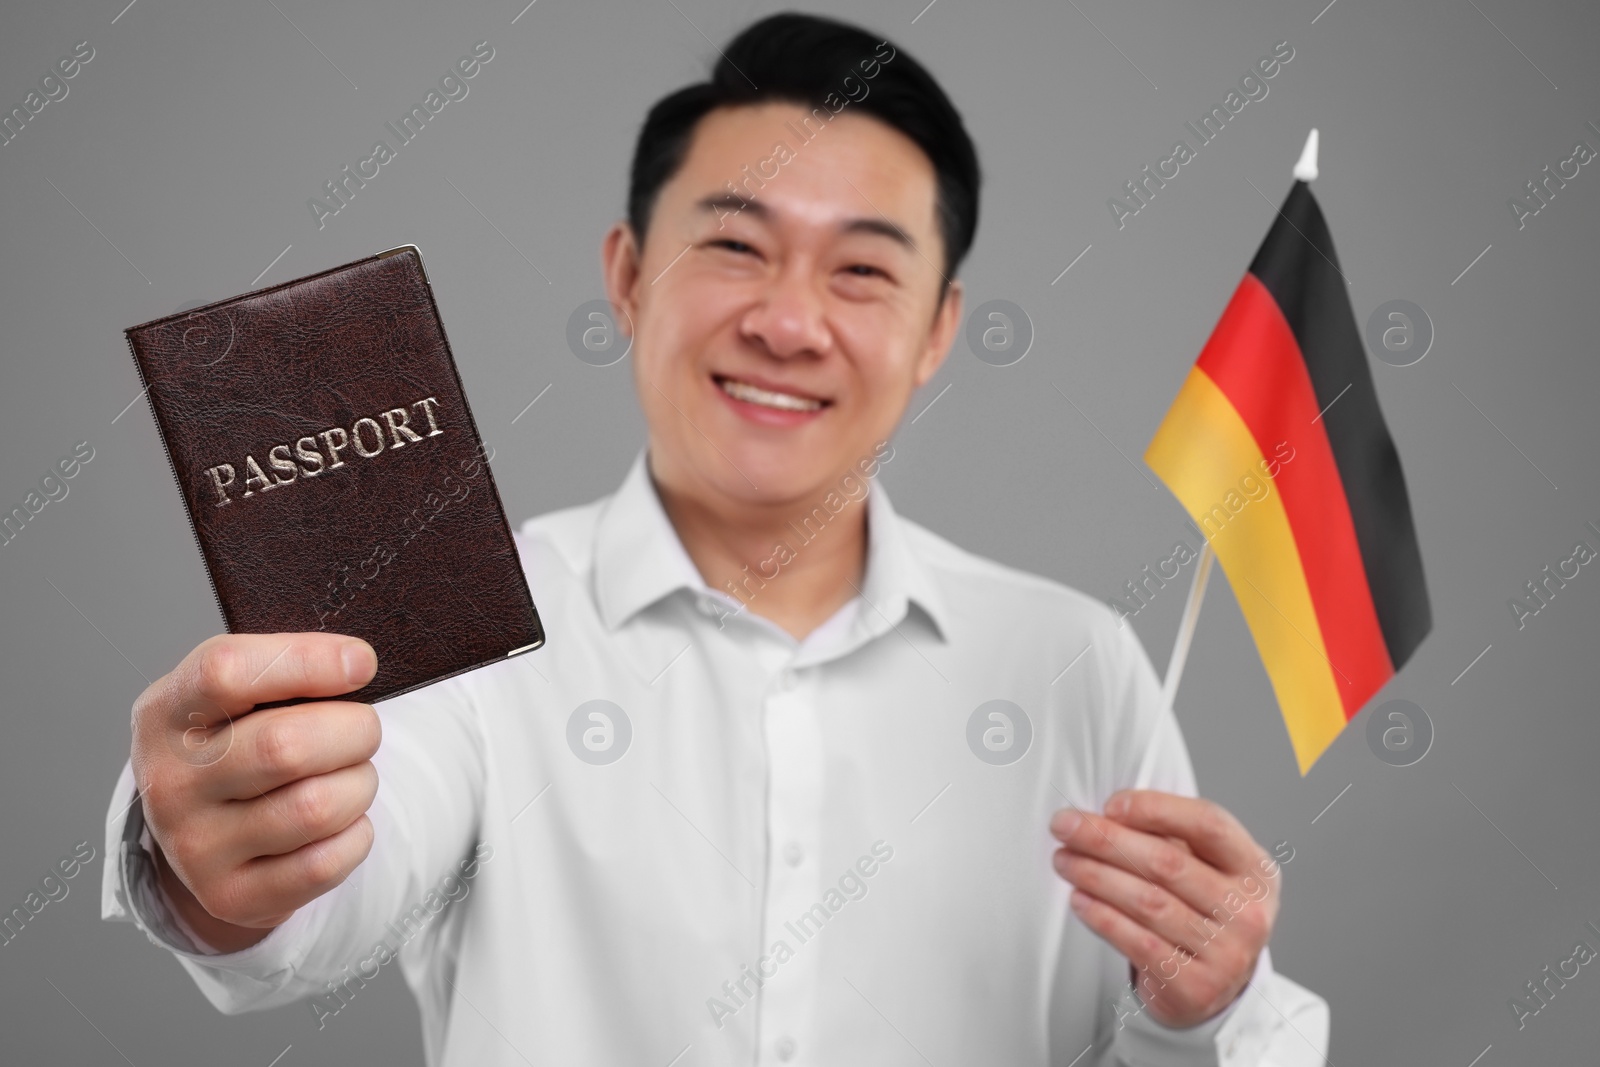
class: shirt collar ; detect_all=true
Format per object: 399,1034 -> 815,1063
593,446 -> 949,641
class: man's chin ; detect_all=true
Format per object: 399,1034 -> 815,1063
697,441 -> 854,509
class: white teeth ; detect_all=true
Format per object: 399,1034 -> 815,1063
718,377 -> 823,412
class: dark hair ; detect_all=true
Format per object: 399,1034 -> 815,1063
626,11 -> 981,282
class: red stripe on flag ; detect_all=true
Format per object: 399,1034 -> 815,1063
1196,272 -> 1394,716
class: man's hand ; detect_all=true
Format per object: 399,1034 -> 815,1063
1049,790 -> 1280,1029
128,633 -> 382,953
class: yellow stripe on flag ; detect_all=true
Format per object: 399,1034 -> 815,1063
1145,367 -> 1347,774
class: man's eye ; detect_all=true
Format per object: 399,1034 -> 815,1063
709,239 -> 756,255
844,264 -> 887,278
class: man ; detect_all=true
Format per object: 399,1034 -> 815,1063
103,12 -> 1329,1065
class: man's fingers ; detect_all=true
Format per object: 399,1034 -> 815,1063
1055,851 -> 1208,955
1068,885 -> 1246,1025
128,632 -> 385,943
1066,885 -> 1192,981
207,700 -> 382,800
1051,793 -> 1281,1029
1050,809 -> 1235,917
204,815 -> 375,928
236,762 -> 380,859
149,632 -> 377,732
1103,790 -> 1266,876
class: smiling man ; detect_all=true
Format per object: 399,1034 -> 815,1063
102,12 -> 1329,1066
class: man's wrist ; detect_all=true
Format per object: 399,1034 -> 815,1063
1128,958 -> 1254,1030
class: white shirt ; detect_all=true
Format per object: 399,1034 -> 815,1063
101,446 -> 1329,1066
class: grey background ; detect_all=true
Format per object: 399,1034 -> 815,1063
1,0 -> 1595,1062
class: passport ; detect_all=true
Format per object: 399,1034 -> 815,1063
123,245 -> 544,706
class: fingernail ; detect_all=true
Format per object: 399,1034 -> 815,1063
1069,890 -> 1090,911
342,641 -> 375,686
1106,793 -> 1130,818
1056,811 -> 1082,837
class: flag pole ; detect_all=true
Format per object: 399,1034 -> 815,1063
1161,541 -> 1215,708
1160,127 -> 1319,708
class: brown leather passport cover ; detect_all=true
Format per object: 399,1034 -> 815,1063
124,245 -> 544,707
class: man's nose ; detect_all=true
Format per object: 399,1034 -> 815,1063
740,264 -> 832,360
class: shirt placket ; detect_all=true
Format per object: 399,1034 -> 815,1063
753,641 -> 824,1066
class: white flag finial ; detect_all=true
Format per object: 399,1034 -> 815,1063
1293,128 -> 1319,181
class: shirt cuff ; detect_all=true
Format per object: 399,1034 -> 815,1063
1112,947 -> 1328,1066
1212,955 -> 1331,1067
1112,977 -> 1236,1067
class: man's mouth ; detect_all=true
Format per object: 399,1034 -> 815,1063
713,375 -> 829,413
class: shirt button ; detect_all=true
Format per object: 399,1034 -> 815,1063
775,1035 -> 797,1061
778,668 -> 798,691
783,841 -> 804,867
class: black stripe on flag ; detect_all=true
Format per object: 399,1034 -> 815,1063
1247,181 -> 1432,670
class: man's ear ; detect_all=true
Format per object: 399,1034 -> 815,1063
914,278 -> 964,389
600,221 -> 642,338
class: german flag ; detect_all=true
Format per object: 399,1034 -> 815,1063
1145,177 -> 1430,775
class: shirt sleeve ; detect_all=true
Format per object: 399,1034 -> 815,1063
1093,614 -> 1332,1067
99,674 -> 486,1016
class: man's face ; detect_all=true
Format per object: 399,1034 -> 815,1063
603,102 -> 963,508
